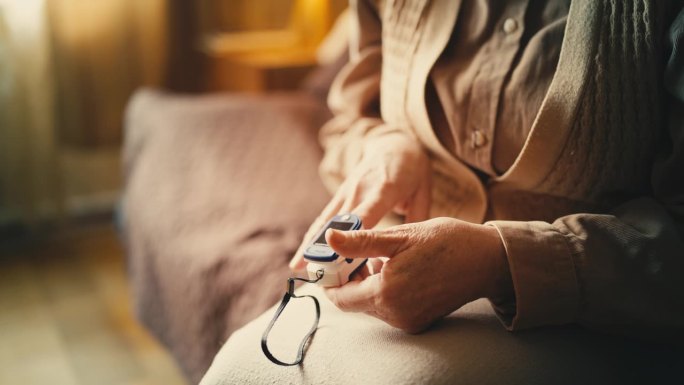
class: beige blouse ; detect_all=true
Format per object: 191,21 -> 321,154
429,0 -> 569,175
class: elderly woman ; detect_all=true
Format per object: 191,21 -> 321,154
201,0 -> 684,383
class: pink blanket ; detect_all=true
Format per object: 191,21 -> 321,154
122,89 -> 331,382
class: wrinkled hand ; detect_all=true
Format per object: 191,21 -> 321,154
289,133 -> 431,271
324,218 -> 513,333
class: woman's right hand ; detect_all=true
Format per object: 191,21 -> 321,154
289,133 -> 432,271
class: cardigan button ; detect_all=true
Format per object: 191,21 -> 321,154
503,18 -> 518,34
471,130 -> 487,149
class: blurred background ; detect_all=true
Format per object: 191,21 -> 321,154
0,0 -> 345,383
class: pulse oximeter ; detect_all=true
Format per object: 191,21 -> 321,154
303,213 -> 367,287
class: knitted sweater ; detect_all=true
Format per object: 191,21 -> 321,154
319,0 -> 684,340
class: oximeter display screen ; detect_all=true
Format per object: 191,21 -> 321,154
314,221 -> 355,245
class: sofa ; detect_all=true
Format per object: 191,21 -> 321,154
121,59 -> 344,381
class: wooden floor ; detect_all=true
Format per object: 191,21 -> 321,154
0,222 -> 187,385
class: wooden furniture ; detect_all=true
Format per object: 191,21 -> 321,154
204,47 -> 318,92
167,0 -> 345,93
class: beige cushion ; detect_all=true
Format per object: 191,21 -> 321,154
201,284 -> 679,385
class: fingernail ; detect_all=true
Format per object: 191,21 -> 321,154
326,228 -> 343,244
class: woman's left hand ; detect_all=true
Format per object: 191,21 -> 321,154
324,217 -> 513,333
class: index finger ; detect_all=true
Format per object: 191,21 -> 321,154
352,193 -> 394,229
318,188 -> 347,224
324,274 -> 381,312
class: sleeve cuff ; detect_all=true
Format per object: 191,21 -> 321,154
486,220 -> 581,330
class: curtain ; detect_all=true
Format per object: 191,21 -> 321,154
0,0 -> 62,225
49,0 -> 168,146
0,0 -> 167,226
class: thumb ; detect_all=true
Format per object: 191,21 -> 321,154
325,228 -> 406,259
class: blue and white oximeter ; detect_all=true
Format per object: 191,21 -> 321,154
303,213 -> 367,287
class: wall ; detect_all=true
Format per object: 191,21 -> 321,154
0,0 -> 346,226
